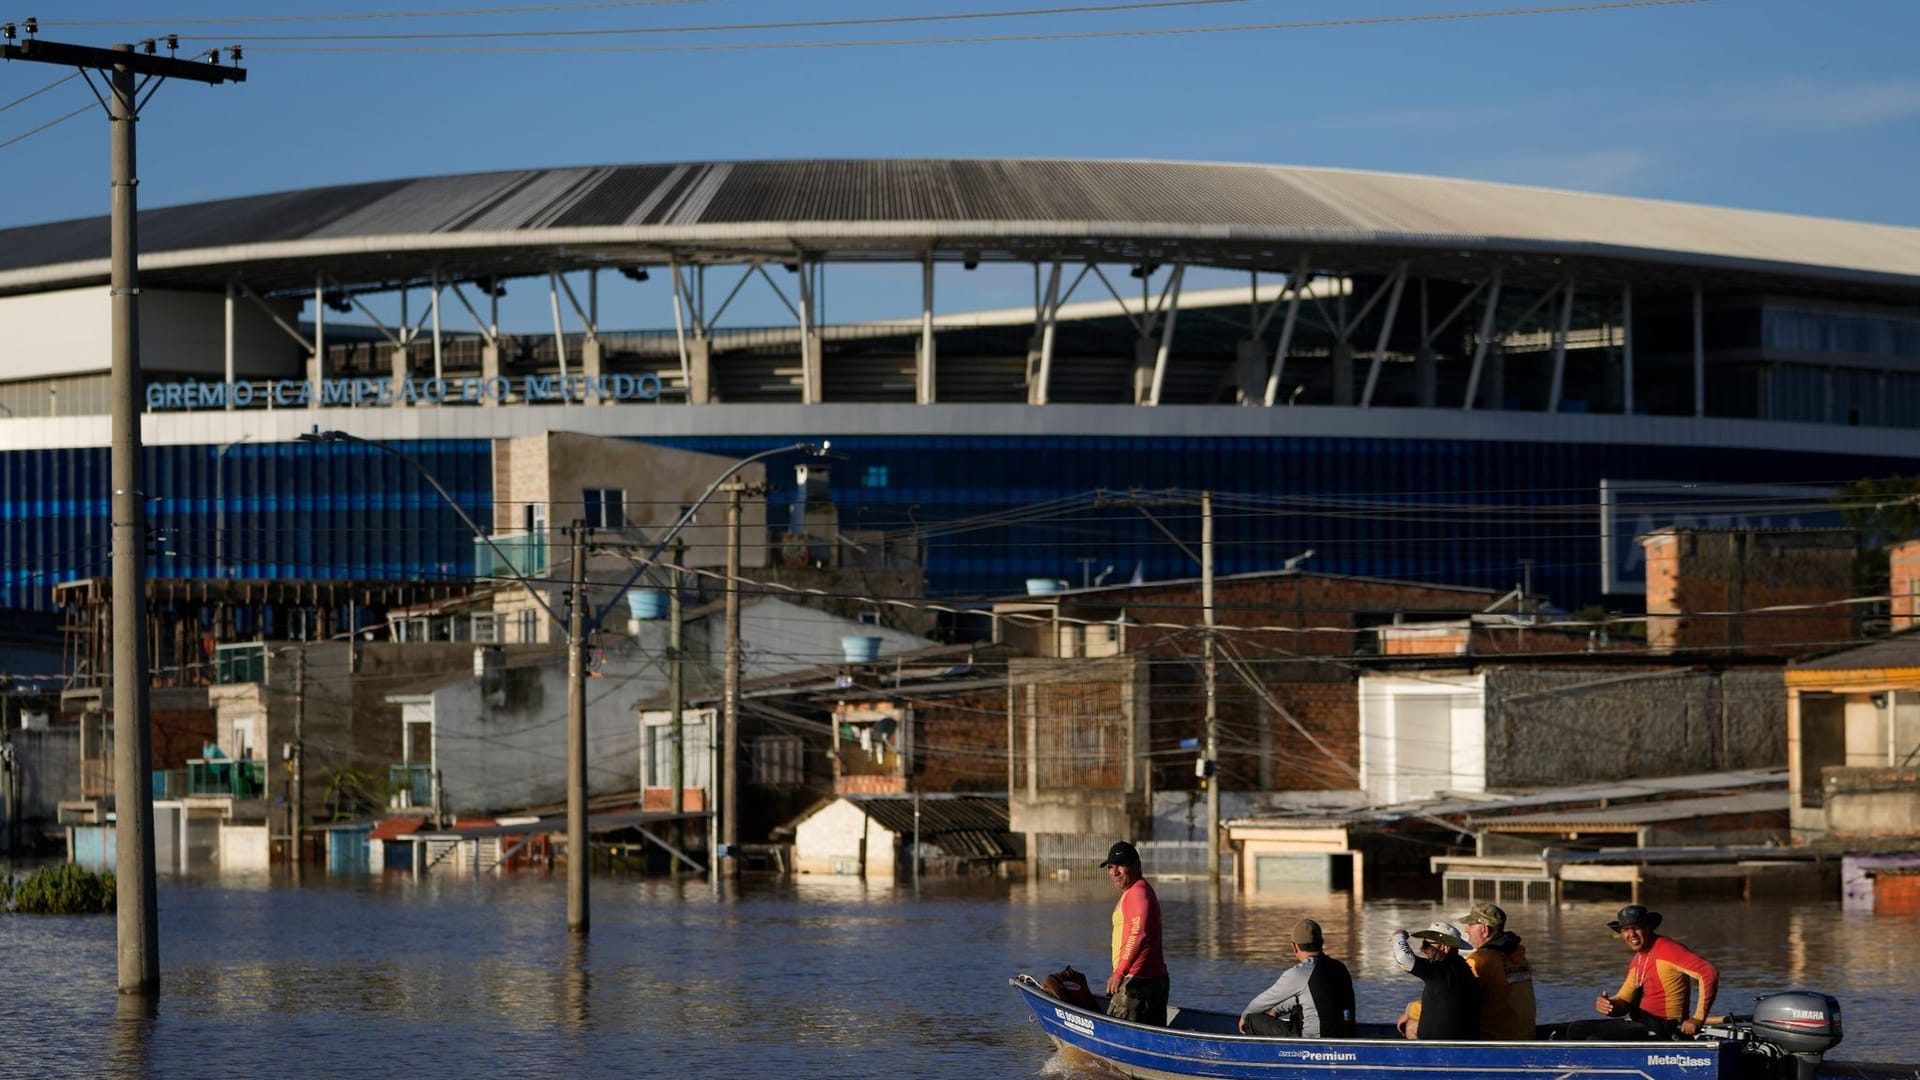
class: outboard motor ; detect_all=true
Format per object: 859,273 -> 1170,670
1709,992 -> 1844,1080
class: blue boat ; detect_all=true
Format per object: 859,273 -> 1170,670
1010,976 -> 1861,1080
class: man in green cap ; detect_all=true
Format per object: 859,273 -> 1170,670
1459,902 -> 1536,1040
1238,917 -> 1356,1038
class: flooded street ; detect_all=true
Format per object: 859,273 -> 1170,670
2,871 -> 1916,1078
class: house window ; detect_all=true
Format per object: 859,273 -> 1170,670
583,488 -> 626,529
863,466 -> 889,488
523,501 -> 547,535
641,709 -> 713,790
858,610 -> 882,626
472,613 -> 499,643
517,609 -> 539,644
751,734 -> 805,787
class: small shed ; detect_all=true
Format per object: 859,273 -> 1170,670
790,794 -> 1013,880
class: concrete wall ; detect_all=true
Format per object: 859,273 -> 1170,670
1483,666 -> 1785,788
0,286 -> 301,380
3,725 -> 79,850
793,798 -> 896,877
1821,766 -> 1920,839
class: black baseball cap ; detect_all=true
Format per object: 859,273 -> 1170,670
1099,841 -> 1141,868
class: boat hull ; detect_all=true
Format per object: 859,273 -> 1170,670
1011,976 -> 1735,1080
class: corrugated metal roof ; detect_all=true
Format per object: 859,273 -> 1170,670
4,159 -> 1920,298
1467,791 -> 1788,830
1792,629 -> 1920,672
846,793 -> 1013,860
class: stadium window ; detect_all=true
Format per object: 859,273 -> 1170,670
863,465 -> 889,488
583,488 -> 626,529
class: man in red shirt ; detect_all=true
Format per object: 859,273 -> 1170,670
1565,905 -> 1718,1041
1101,840 -> 1169,1026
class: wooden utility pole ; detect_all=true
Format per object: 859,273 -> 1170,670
1202,491 -> 1219,890
0,29 -> 244,995
567,521 -> 589,932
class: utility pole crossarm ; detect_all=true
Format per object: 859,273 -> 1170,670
1,39 -> 246,85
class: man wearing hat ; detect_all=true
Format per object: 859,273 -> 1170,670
1237,918 -> 1356,1038
1100,840 -> 1169,1026
1390,921 -> 1480,1040
1565,905 -> 1719,1041
1459,902 -> 1536,1040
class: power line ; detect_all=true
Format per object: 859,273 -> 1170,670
169,0 -> 1276,42
235,0 -> 1713,53
32,0 -> 722,27
0,101 -> 92,152
0,70 -> 77,111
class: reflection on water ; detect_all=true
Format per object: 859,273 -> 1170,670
0,870 -> 1914,1078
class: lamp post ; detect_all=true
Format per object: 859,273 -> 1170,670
298,429 -> 819,925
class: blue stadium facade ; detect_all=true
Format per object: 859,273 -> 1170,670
2,159 -> 1918,617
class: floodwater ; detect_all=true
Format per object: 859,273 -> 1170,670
1,869 -> 1916,1078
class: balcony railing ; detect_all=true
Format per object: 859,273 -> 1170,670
473,532 -> 548,581
187,758 -> 266,799
390,763 -> 434,810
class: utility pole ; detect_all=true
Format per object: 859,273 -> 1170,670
1202,491 -> 1219,890
667,540 -> 685,876
566,521 -> 589,932
720,482 -> 746,879
0,29 -> 245,996
293,646 -> 306,883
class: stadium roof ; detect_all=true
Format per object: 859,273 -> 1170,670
3,158 -> 1920,301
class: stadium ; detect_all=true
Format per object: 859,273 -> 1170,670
3,157 -> 1919,618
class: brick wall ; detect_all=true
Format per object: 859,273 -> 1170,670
1892,540 -> 1920,632
1643,529 -> 1856,654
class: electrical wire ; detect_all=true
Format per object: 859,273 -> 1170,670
168,0 -> 1281,42
0,101 -> 94,152
32,0 -> 723,27
234,0 -> 1714,52
0,71 -> 78,112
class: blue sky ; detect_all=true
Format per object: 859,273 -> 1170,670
2,0 -> 1916,327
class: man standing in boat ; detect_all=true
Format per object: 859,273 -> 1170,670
1459,902 -> 1537,1040
1100,840 -> 1169,1026
1564,905 -> 1719,1041
1237,918 -> 1356,1038
1391,922 -> 1480,1040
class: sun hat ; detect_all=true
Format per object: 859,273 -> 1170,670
1410,921 -> 1466,950
1607,904 -> 1663,933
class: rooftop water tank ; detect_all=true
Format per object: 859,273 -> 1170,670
841,635 -> 883,663
1025,577 -> 1066,596
627,589 -> 669,621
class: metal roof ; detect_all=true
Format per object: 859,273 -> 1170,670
3,159 -> 1920,299
1791,629 -> 1920,672
1466,791 -> 1788,831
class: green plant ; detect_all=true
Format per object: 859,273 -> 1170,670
7,864 -> 115,914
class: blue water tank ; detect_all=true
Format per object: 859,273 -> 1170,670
627,589 -> 669,621
841,635 -> 883,663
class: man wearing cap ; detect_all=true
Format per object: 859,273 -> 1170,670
1459,902 -> 1537,1040
1390,922 -> 1480,1041
1100,840 -> 1169,1026
1237,918 -> 1356,1039
1565,905 -> 1718,1041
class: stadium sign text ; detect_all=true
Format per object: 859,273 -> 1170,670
145,374 -> 663,411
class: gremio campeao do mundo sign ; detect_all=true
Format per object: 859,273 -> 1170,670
146,373 -> 665,410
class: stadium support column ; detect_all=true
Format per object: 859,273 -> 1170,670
917,255 -> 937,404
309,277 -> 325,404
1233,340 -> 1263,404
391,345 -> 409,404
721,480 -> 746,877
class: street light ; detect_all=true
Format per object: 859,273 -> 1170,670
297,428 -> 821,927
